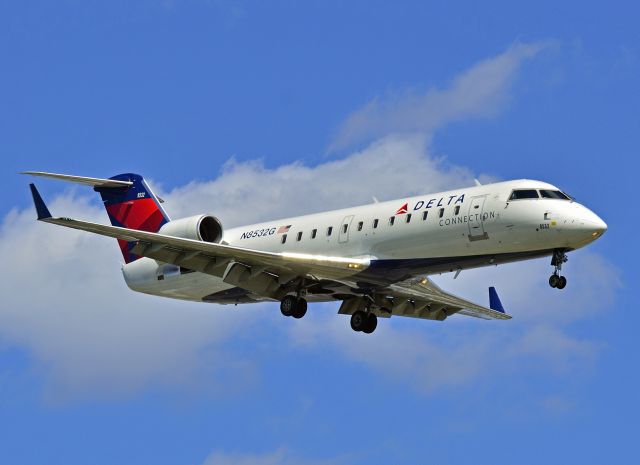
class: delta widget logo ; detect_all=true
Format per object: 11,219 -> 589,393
395,203 -> 408,215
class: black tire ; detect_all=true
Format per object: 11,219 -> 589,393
350,311 -> 366,332
362,313 -> 377,334
280,295 -> 297,317
549,274 -> 559,288
557,276 -> 567,289
292,298 -> 307,319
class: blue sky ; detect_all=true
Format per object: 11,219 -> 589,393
1,1 -> 638,464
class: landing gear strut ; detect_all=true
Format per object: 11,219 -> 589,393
350,310 -> 377,334
549,250 -> 568,290
280,295 -> 307,319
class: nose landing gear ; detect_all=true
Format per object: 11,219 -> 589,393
549,250 -> 568,290
549,274 -> 567,289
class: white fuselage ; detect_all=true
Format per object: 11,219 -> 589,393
122,179 -> 607,303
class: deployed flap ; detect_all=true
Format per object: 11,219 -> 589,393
22,171 -> 133,188
387,277 -> 511,320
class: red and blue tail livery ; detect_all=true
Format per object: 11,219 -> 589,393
94,173 -> 170,263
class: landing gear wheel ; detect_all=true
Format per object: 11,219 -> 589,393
350,311 -> 367,332
280,295 -> 297,317
281,295 -> 308,318
362,313 -> 377,334
292,298 -> 307,319
549,274 -> 567,289
557,276 -> 567,289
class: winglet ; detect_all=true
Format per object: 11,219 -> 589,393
29,183 -> 52,220
488,287 -> 505,313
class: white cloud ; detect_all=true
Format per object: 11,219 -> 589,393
285,317 -> 599,395
159,134 -> 493,227
1,41 -> 617,401
329,42 -> 548,151
0,192 -> 257,402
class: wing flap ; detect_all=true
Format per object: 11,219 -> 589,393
388,277 -> 511,320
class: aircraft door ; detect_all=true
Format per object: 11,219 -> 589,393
339,215 -> 354,243
468,196 -> 489,241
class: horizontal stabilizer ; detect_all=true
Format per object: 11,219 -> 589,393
27,172 -> 170,263
21,171 -> 133,188
489,287 -> 505,313
29,183 -> 52,220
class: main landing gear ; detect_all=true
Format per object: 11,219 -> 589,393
280,295 -> 307,319
350,310 -> 377,334
549,250 -> 568,290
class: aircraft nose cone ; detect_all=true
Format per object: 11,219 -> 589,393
589,216 -> 607,237
580,210 -> 607,240
556,204 -> 607,249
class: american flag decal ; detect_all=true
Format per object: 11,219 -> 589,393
277,225 -> 292,234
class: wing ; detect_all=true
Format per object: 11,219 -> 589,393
382,277 -> 511,320
28,184 -> 369,299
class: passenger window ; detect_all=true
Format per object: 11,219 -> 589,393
454,206 -> 460,215
439,208 -> 444,218
389,216 -> 395,226
327,226 -> 333,236
422,211 -> 428,221
509,189 -> 539,200
373,219 -> 379,229
342,224 -> 348,234
311,229 -> 317,239
281,234 -> 287,244
297,231 -> 302,241
357,221 -> 363,231
406,213 -> 412,223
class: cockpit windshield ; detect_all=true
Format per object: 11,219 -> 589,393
539,189 -> 572,200
509,188 -> 573,201
509,189 -> 539,200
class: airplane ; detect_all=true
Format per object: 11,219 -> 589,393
23,171 -> 607,334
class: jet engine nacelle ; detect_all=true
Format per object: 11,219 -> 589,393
158,214 -> 223,243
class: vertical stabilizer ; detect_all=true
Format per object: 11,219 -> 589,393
95,173 -> 170,263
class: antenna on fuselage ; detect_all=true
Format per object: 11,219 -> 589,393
372,196 -> 379,203
474,179 -> 482,186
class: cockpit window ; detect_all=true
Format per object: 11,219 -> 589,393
509,189 -> 539,200
539,189 -> 571,200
